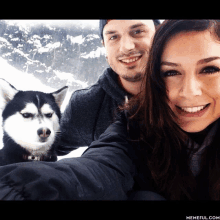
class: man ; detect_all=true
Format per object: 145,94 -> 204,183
57,19 -> 160,156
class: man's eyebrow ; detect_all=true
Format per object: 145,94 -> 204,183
130,23 -> 145,29
104,23 -> 146,35
104,30 -> 117,35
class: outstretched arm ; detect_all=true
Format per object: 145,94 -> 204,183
0,114 -> 135,200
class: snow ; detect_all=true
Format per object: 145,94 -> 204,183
0,57 -> 87,158
81,47 -> 106,59
67,35 -> 85,45
0,57 -> 53,92
0,37 -> 10,44
33,39 -> 41,48
10,37 -> 20,41
53,70 -> 88,88
32,35 -> 41,39
85,34 -> 100,42
43,35 -> 52,40
38,42 -> 61,54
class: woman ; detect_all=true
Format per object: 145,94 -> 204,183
125,19 -> 220,200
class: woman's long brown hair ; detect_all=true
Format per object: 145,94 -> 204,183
125,20 -> 220,200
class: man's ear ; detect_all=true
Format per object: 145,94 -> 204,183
101,40 -> 105,47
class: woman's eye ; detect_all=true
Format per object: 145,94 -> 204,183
162,70 -> 179,77
201,66 -> 220,74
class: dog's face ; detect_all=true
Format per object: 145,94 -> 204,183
0,78 -> 68,155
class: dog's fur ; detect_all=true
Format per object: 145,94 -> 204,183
0,78 -> 68,166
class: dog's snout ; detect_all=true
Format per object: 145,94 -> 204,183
37,128 -> 51,138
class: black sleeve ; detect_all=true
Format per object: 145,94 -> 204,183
56,91 -> 88,156
0,114 -> 135,200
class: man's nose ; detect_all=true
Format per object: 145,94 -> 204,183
119,35 -> 135,54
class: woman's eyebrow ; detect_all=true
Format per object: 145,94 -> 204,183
161,57 -> 220,67
160,61 -> 180,67
197,56 -> 220,65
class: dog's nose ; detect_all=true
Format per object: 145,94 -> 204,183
37,128 -> 51,138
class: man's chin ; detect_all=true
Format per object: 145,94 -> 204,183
121,72 -> 143,82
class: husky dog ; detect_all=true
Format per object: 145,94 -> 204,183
0,78 -> 68,166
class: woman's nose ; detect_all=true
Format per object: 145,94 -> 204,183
179,75 -> 202,98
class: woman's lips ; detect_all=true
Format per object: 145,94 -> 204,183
175,103 -> 210,117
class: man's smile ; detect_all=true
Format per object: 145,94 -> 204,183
118,55 -> 142,64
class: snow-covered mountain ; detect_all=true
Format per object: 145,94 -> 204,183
0,20 -> 108,93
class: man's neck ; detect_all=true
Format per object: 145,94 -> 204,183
118,76 -> 143,95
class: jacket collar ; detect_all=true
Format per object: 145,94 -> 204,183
98,68 -> 132,104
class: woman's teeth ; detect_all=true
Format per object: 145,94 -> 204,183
179,105 -> 207,113
120,56 -> 140,63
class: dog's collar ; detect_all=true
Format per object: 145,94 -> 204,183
22,154 -> 52,161
28,155 -> 41,161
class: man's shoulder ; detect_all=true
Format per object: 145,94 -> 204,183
67,81 -> 108,115
72,82 -> 105,104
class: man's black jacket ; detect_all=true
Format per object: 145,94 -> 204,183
57,67 -> 130,155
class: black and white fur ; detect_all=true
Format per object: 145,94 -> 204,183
0,78 -> 68,166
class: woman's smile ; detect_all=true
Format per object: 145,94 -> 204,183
175,103 -> 210,117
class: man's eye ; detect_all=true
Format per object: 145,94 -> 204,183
21,113 -> 34,118
134,29 -> 143,35
110,35 -> 117,40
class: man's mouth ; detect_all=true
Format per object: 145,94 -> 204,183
118,54 -> 142,64
119,56 -> 142,64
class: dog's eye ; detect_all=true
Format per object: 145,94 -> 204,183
45,113 -> 53,118
21,113 -> 33,118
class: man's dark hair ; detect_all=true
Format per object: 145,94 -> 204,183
99,19 -> 161,40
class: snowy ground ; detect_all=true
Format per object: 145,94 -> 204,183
0,57 -> 88,159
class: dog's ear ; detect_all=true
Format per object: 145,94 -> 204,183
0,78 -> 18,110
51,86 -> 68,108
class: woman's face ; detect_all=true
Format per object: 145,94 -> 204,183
161,30 -> 220,132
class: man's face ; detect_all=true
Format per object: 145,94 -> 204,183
103,20 -> 155,82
